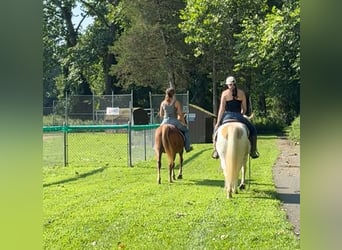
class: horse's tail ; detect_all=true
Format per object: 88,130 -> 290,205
162,125 -> 174,163
227,126 -> 243,170
223,124 -> 249,183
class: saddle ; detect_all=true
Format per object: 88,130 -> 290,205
217,119 -> 250,138
222,118 -> 240,124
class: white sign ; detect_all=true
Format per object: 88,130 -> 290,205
106,107 -> 120,115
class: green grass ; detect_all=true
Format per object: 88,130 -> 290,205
43,133 -> 65,166
43,132 -> 129,167
43,136 -> 300,249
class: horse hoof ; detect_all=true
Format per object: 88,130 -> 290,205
177,175 -> 183,179
239,183 -> 245,190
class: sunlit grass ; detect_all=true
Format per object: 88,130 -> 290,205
43,136 -> 300,249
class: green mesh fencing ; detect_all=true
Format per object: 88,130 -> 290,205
43,124 -> 159,167
43,132 -> 64,167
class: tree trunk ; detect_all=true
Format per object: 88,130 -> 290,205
212,55 -> 217,121
60,5 -> 78,47
258,92 -> 267,116
103,52 -> 116,94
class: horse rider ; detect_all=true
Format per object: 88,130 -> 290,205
212,76 -> 259,159
158,87 -> 193,153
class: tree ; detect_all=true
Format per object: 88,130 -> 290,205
110,0 -> 194,92
43,0 -> 124,105
234,0 -> 300,124
179,0 -> 268,115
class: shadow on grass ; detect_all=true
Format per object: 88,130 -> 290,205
190,179 -> 224,187
191,177 -> 260,188
190,178 -> 288,202
157,147 -> 212,169
43,167 -> 107,187
182,147 -> 212,165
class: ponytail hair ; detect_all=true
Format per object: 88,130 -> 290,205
165,87 -> 175,102
232,85 -> 237,98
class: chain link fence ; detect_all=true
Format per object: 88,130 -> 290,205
43,92 -> 134,126
43,131 -> 64,167
43,124 -> 157,167
149,91 -> 189,123
43,92 -> 188,168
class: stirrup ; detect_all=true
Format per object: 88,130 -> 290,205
211,150 -> 219,159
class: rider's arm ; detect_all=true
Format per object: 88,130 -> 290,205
175,100 -> 183,116
159,102 -> 164,118
239,89 -> 247,115
175,100 -> 186,125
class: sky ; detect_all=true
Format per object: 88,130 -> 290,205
72,3 -> 94,31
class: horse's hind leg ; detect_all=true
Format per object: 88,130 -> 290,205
239,165 -> 246,190
157,153 -> 162,184
225,181 -> 233,199
239,155 -> 249,190
169,162 -> 175,183
177,153 -> 183,179
227,186 -> 233,199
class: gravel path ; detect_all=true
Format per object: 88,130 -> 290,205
273,136 -> 300,238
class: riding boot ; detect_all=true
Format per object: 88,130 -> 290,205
184,130 -> 193,152
249,135 -> 260,159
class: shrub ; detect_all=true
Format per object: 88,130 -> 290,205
287,115 -> 300,144
253,116 -> 286,134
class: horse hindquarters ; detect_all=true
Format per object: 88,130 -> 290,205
162,125 -> 184,182
216,123 -> 249,198
155,124 -> 184,184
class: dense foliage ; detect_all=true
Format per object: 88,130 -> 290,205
43,0 -> 300,127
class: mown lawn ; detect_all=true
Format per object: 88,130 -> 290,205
43,135 -> 300,249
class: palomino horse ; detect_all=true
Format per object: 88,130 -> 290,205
215,122 -> 250,198
154,114 -> 186,184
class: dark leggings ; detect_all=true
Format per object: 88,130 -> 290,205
220,112 -> 257,136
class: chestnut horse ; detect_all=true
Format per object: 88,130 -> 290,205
215,122 -> 250,198
154,115 -> 186,184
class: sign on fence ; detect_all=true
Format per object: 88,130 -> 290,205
106,107 -> 120,115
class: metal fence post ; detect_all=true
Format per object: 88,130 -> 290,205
128,121 -> 132,167
63,122 -> 68,166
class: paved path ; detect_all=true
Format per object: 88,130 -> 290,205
273,137 -> 300,237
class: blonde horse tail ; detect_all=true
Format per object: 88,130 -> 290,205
226,124 -> 247,196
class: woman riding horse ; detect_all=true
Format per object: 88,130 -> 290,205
212,76 -> 259,159
158,87 -> 193,152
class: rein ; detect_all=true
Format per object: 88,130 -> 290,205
248,155 -> 251,190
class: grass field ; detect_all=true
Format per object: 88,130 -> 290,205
43,134 -> 300,249
43,131 -> 155,167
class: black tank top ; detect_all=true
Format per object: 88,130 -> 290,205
225,99 -> 242,113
